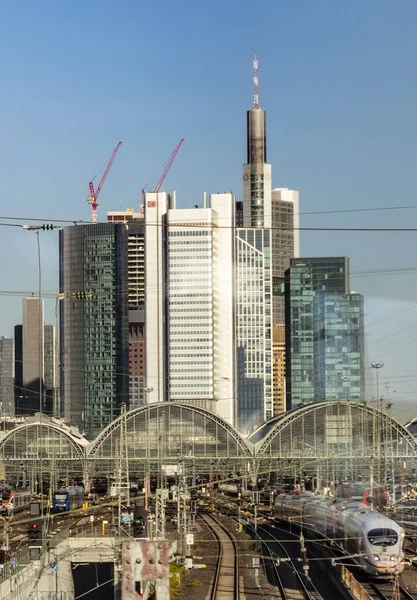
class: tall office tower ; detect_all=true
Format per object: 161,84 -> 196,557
285,257 -> 364,409
145,191 -> 272,430
272,325 -> 286,415
43,324 -> 56,416
271,188 -> 300,323
23,298 -> 44,414
242,57 -> 272,229
166,194 -> 235,422
235,228 -> 272,433
59,223 -> 129,438
14,318 -> 56,416
145,192 -> 170,406
108,209 -> 146,408
0,337 -> 14,415
241,59 -> 299,416
314,292 -> 364,402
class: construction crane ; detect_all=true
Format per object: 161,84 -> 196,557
142,138 -> 184,197
87,141 -> 122,223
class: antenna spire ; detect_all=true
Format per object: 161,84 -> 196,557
253,55 -> 259,109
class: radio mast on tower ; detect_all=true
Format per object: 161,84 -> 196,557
253,54 -> 259,109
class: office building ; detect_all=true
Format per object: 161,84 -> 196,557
314,292 -> 364,402
22,298 -> 44,414
108,209 -> 146,409
0,337 -> 14,416
235,228 -> 272,433
285,257 -> 364,409
242,60 -> 299,323
145,192 -> 235,423
14,300 -> 55,416
271,188 -> 299,323
241,59 -> 299,418
272,325 -> 286,415
145,191 -> 272,431
43,324 -> 56,416
242,58 -> 272,230
145,192 -> 170,407
59,223 -> 129,438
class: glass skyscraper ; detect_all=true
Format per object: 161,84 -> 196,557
314,292 -> 364,402
235,228 -> 272,433
59,223 -> 129,438
285,257 -> 364,409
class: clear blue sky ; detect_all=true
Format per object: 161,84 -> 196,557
0,0 -> 416,422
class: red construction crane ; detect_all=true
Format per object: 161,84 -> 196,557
88,141 -> 122,223
142,138 -> 184,197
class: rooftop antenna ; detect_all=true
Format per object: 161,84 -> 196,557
253,55 -> 259,109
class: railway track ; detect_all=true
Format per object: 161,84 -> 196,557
238,515 -> 321,600
360,580 -> 417,600
200,511 -> 239,600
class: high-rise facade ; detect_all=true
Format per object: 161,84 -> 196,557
314,292 -> 364,402
271,188 -> 300,324
285,257 -> 364,409
59,223 -> 129,438
235,228 -> 272,433
242,58 -> 299,417
22,298 -> 44,414
43,324 -> 56,416
146,192 -> 235,423
145,191 -> 272,431
108,209 -> 146,409
272,325 -> 286,415
14,300 -> 55,416
0,337 -> 14,416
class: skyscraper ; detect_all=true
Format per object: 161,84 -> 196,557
272,325 -> 286,415
242,57 -> 300,415
0,337 -> 14,416
43,324 -> 56,416
235,228 -> 272,432
242,57 -> 272,229
59,223 -> 129,438
145,191 -> 273,432
285,257 -> 364,409
22,298 -> 44,414
108,208 -> 146,409
14,300 -> 55,416
271,188 -> 300,323
145,191 -> 236,423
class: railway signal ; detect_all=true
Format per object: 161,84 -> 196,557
28,519 -> 43,547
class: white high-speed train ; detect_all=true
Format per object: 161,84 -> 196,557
275,492 -> 405,577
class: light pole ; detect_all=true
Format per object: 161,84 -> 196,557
371,361 -> 384,495
371,361 -> 384,410
340,376 -> 351,401
144,387 -> 153,405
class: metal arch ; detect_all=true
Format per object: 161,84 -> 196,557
87,402 -> 253,458
0,420 -> 87,460
254,401 -> 417,458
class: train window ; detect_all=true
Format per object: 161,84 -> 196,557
367,529 -> 398,546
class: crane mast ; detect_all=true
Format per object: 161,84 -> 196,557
88,141 -> 122,223
153,138 -> 184,193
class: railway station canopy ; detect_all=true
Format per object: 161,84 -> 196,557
0,402 -> 416,485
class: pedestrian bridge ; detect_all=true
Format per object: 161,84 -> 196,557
0,401 -> 416,486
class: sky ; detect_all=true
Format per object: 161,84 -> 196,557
0,0 -> 416,423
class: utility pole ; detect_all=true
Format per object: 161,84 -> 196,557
117,403 -> 130,532
155,488 -> 166,540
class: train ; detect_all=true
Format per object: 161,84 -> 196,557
0,484 -> 32,515
336,482 -> 388,508
52,486 -> 85,513
275,492 -> 404,577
